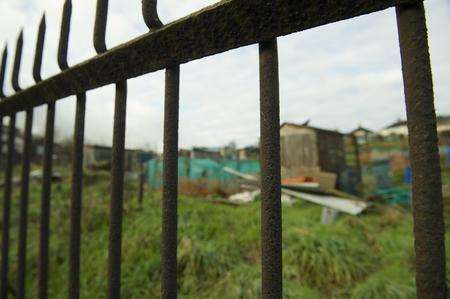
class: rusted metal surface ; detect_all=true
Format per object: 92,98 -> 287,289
37,2 -> 71,294
0,1 -> 445,298
69,92 -> 85,299
11,31 -> 23,92
1,31 -> 22,299
93,1 -> 128,297
33,15 -> 46,82
58,2 -> 87,297
58,0 -> 71,71
38,102 -> 55,299
17,109 -> 33,299
396,2 -> 447,298
142,4 -> 179,296
0,0 -> 417,114
0,115 -> 16,299
161,65 -> 179,299
259,39 -> 282,298
94,0 -> 108,54
0,45 -> 6,299
17,14 -> 45,299
142,0 -> 163,30
108,80 -> 127,299
0,46 -> 7,98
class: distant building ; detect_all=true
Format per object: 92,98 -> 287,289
178,149 -> 192,158
191,147 -> 222,161
437,116 -> 450,145
350,126 -> 375,144
237,146 -> 259,161
379,116 -> 450,145
84,144 -> 156,171
1,125 -> 23,165
84,144 -> 112,168
31,136 -> 72,165
280,122 -> 346,179
379,120 -> 408,137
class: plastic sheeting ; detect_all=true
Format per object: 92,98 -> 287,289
147,157 -> 260,188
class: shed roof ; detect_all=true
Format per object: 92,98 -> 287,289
280,122 -> 344,136
350,125 -> 374,134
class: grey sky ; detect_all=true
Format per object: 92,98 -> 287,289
0,0 -> 449,151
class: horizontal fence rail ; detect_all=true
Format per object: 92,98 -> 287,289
0,0 -> 447,298
0,0 -> 417,114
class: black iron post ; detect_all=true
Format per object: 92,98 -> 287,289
161,65 -> 179,299
0,43 -> 7,299
259,38 -> 282,299
17,14 -> 45,299
396,2 -> 447,298
1,30 -> 23,299
93,2 -> 128,297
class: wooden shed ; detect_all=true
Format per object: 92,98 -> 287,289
280,123 -> 346,179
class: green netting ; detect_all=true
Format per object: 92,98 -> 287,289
147,157 -> 260,188
374,187 -> 411,206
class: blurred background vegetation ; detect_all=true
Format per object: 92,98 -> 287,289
0,162 -> 448,298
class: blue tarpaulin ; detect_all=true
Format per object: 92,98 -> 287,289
446,146 -> 450,165
404,166 -> 412,184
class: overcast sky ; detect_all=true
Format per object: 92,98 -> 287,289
0,0 -> 449,151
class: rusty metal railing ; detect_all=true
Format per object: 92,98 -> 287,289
0,0 -> 447,298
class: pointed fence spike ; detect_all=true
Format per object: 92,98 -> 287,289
0,45 -> 7,99
94,0 -> 108,54
142,0 -> 163,30
33,13 -> 46,83
12,30 -> 23,92
58,0 -> 72,70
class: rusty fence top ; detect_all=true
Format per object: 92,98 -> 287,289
0,0 -> 416,115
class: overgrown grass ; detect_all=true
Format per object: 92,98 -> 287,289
1,168 -> 449,298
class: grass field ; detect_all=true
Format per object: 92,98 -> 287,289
1,167 -> 449,298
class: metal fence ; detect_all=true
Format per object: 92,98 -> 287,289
0,0 -> 446,298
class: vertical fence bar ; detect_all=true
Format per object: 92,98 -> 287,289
0,115 -> 16,299
37,0 -> 71,295
38,2 -> 71,298
142,2 -> 180,297
259,38 -> 282,299
161,65 -> 179,299
108,80 -> 127,299
0,44 -> 6,299
0,48 -> 6,241
56,1 -> 88,297
1,30 -> 23,299
93,2 -> 127,297
16,110 -> 32,299
11,32 -> 23,94
396,2 -> 447,298
38,102 -> 55,299
17,14 -> 45,299
0,45 -> 6,99
69,92 -> 85,299
94,0 -> 108,54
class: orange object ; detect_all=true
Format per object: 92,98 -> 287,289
281,176 -> 315,185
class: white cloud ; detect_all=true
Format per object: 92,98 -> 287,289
0,0 -> 449,151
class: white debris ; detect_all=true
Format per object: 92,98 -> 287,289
321,207 -> 340,224
282,188 -> 369,215
229,190 -> 260,204
281,194 -> 295,206
223,166 -> 369,215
